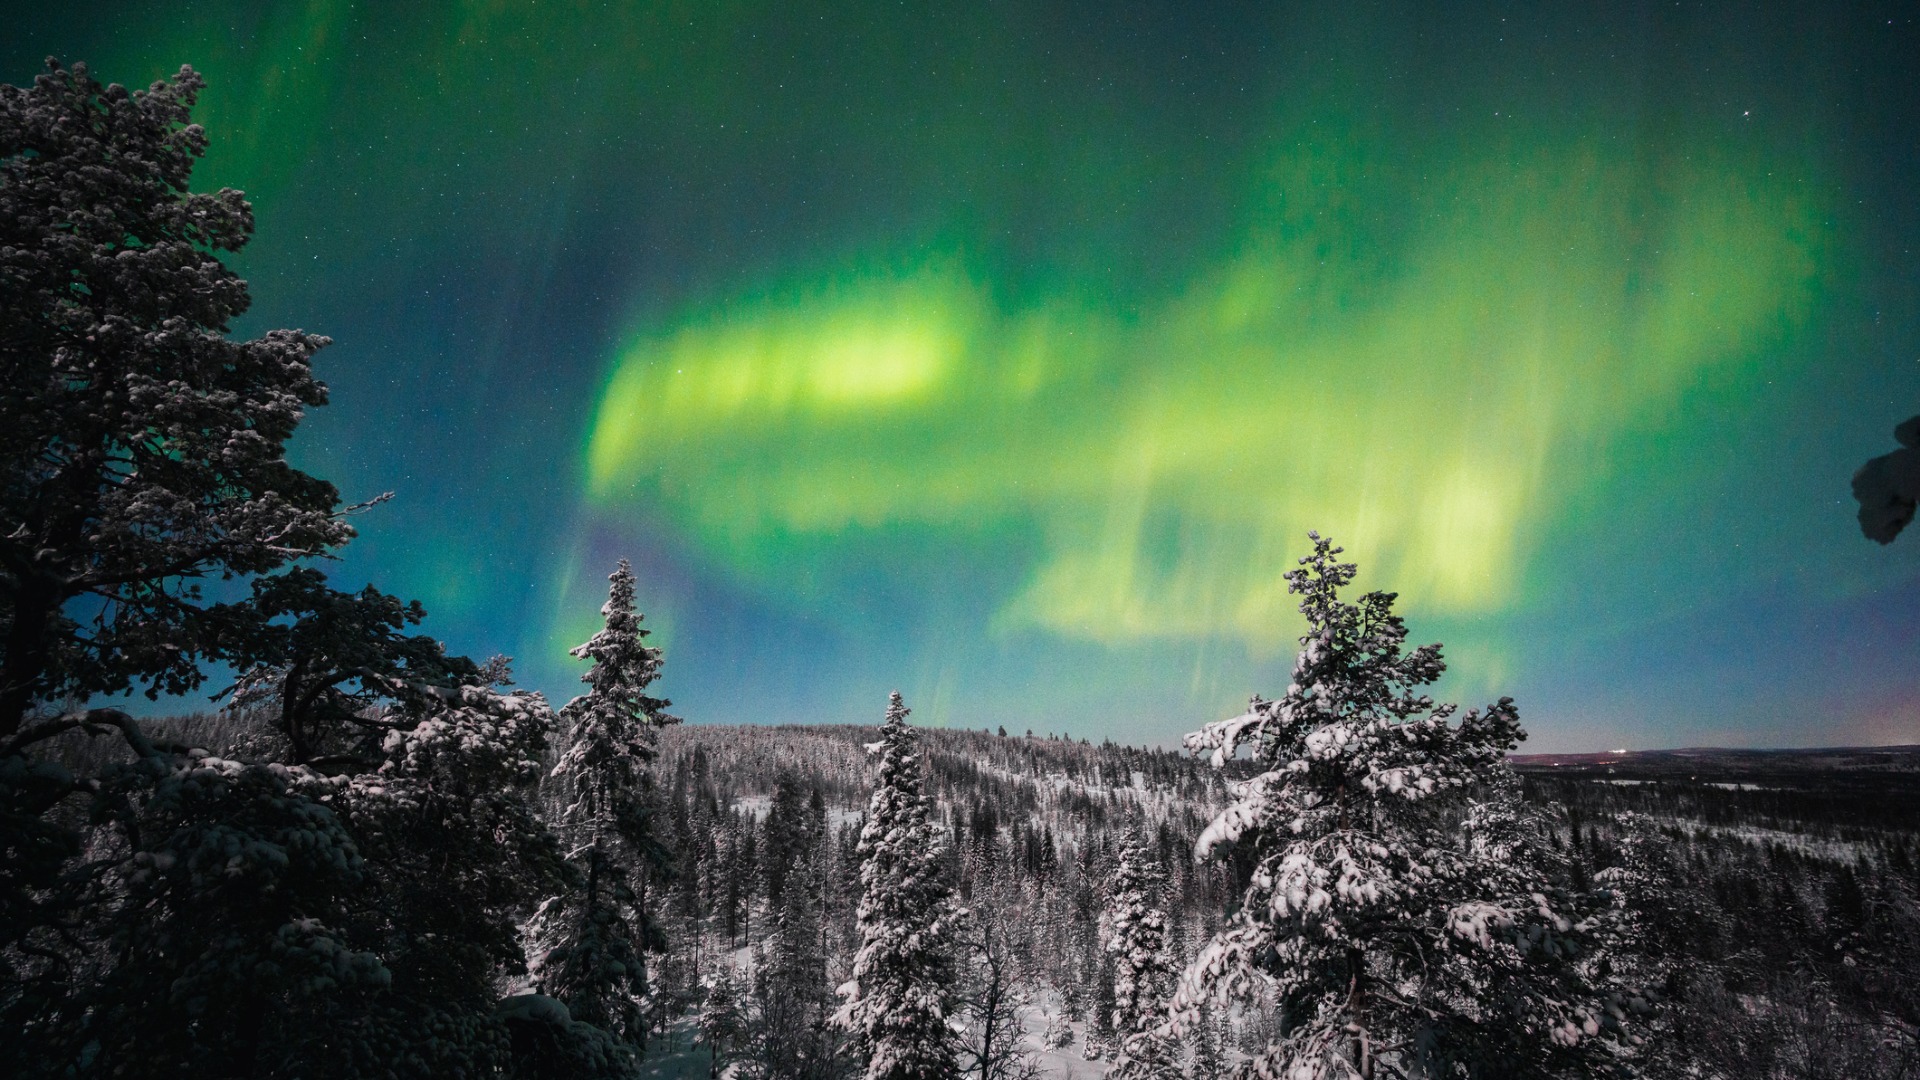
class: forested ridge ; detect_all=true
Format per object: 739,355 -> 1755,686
630,730 -> 1920,1078
33,711 -> 1920,1078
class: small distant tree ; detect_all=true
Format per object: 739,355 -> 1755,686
1176,533 -> 1630,1080
835,692 -> 960,1080
1106,830 -> 1180,1080
1188,1002 -> 1227,1080
696,970 -> 745,1079
753,860 -> 843,1080
956,863 -> 1040,1080
1043,1010 -> 1074,1050
534,560 -> 679,1046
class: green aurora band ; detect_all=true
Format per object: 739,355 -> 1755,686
584,144 -> 1826,648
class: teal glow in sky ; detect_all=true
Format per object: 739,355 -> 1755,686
10,1 -> 1918,750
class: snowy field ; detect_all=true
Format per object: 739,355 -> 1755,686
637,996 -> 1117,1080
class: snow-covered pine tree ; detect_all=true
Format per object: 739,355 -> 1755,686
1107,828 -> 1182,1080
0,61 -> 569,1079
534,560 -> 679,1046
1589,811 -> 1711,1072
1044,1009 -> 1075,1050
834,692 -> 960,1080
1189,1001 -> 1227,1080
1175,533 -> 1629,1080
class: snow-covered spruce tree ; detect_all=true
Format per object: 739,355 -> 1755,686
0,61 -> 351,736
1189,1002 -> 1228,1080
1590,812 -> 1714,1072
752,858 -> 845,1080
1107,829 -> 1181,1080
533,560 -> 678,1047
834,692 -> 960,1080
1175,533 -> 1630,1080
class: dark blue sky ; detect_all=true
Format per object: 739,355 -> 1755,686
10,0 -> 1919,750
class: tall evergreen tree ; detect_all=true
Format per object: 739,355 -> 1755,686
1107,829 -> 1181,1080
835,692 -> 960,1080
1176,533 -> 1628,1080
754,855 -> 843,1080
534,560 -> 679,1046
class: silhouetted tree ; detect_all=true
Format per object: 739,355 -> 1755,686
214,567 -> 485,767
1853,415 -> 1920,543
0,60 -> 351,736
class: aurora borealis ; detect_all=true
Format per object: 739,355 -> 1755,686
8,2 -> 1917,750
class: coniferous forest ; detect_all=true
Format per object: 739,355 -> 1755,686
4,60 -> 1919,1080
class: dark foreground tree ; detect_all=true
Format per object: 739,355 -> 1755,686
1853,414 -> 1920,543
312,677 -> 574,1077
0,60 -> 351,736
0,61 -> 588,1079
834,692 -> 959,1080
8,713 -> 387,1077
0,59 -> 360,1076
1176,533 -> 1634,1080
214,566 -> 491,767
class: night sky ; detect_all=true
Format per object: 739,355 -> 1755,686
9,2 -> 1919,751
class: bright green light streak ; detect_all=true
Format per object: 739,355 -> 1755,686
584,140 -> 1826,651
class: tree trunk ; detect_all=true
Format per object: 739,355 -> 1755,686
0,576 -> 59,737
1348,945 -> 1372,1080
281,653 -> 312,763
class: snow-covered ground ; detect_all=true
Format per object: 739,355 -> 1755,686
635,994 -> 1116,1080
